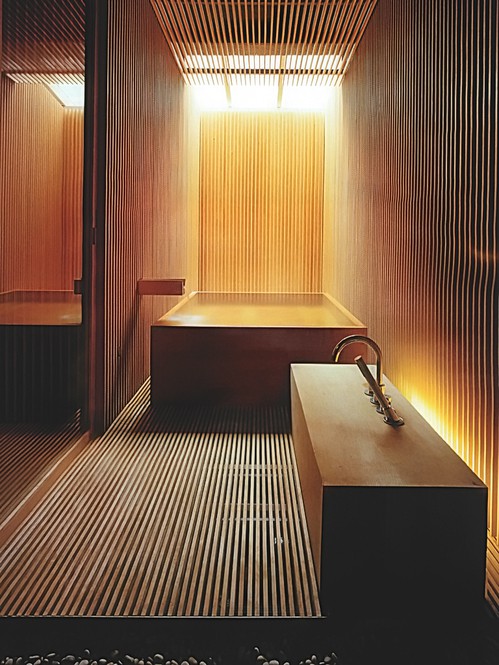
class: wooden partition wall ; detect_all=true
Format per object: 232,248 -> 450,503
101,0 -> 188,429
0,78 -> 82,292
199,112 -> 324,292
62,108 -> 84,286
0,76 -> 84,422
325,0 -> 498,610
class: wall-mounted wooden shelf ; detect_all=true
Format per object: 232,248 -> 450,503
137,278 -> 185,296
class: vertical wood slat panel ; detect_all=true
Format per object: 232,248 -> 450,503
0,71 -> 83,423
0,78 -> 64,291
62,108 -> 84,284
1,0 -> 84,84
325,0 -> 498,609
104,0 -> 189,428
199,112 -> 324,293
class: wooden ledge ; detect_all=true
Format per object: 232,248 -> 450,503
137,279 -> 185,296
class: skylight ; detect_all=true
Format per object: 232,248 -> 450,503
192,80 -> 333,111
47,83 -> 85,107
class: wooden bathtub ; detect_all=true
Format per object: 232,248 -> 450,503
151,292 -> 367,407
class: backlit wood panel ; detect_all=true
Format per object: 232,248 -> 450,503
325,0 -> 498,609
103,0 -> 189,428
199,112 -> 324,292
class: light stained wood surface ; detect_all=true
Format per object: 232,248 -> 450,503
156,292 -> 364,328
291,364 -> 487,624
0,79 -> 81,293
291,365 -> 486,489
0,417 -> 83,529
324,0 -> 499,608
151,293 -> 366,406
199,112 -> 324,293
0,291 -> 81,325
150,0 -> 377,87
0,381 -> 320,617
102,0 -> 190,429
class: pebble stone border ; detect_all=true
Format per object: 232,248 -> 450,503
0,647 -> 342,665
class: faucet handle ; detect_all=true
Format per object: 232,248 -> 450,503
355,356 -> 404,427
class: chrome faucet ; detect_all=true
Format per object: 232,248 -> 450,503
331,334 -> 404,427
332,334 -> 385,397
355,356 -> 404,427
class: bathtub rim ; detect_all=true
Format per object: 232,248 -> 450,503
153,290 -> 366,329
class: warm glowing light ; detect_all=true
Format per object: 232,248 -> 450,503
183,52 -> 343,75
185,53 -> 281,72
281,85 -> 332,110
230,84 -> 279,110
285,53 -> 344,71
192,81 -> 332,111
47,83 -> 84,107
408,393 -> 461,455
191,85 -> 228,110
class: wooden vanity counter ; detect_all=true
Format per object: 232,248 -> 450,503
291,364 -> 487,625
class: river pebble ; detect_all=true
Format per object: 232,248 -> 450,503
0,646 -> 347,665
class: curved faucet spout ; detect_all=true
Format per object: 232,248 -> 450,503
332,334 -> 385,394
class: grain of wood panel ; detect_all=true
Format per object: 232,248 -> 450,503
199,112 -> 324,292
0,417 -> 83,529
0,76 -> 84,423
0,80 -> 82,292
0,383 -> 320,617
325,0 -> 498,611
62,108 -> 84,284
1,0 -> 85,84
0,78 -> 65,292
150,0 -> 377,87
103,0 -> 189,429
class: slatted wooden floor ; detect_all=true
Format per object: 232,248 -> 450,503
0,382 -> 321,617
0,415 -> 82,526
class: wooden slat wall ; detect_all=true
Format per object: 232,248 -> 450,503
199,112 -> 324,292
0,79 -> 83,292
0,78 -> 65,291
1,0 -> 85,84
150,0 -> 377,88
103,0 -> 189,428
325,0 -> 498,609
62,108 -> 84,285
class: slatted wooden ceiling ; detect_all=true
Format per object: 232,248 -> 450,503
150,0 -> 377,89
1,0 -> 85,83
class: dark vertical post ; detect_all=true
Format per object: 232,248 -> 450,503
83,0 -> 108,435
